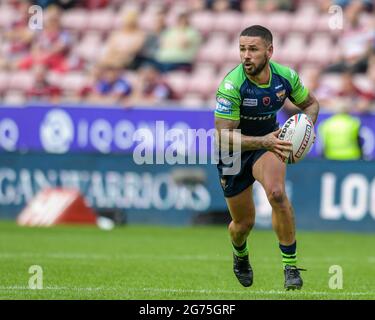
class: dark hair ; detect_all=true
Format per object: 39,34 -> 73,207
240,25 -> 273,44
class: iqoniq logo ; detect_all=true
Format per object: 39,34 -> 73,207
40,110 -> 74,153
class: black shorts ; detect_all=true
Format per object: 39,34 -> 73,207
217,149 -> 267,198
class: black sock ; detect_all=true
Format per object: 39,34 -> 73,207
232,241 -> 248,257
279,241 -> 297,267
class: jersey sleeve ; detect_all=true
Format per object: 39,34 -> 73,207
215,79 -> 241,121
288,69 -> 309,105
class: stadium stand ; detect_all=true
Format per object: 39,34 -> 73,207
0,0 -> 374,111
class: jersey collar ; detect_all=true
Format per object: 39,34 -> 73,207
244,64 -> 272,88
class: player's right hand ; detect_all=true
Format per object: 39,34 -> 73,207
262,129 -> 293,162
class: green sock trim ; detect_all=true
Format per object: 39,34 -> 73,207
281,253 -> 297,267
281,252 -> 297,258
232,242 -> 249,257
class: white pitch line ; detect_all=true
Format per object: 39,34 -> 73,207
0,286 -> 373,297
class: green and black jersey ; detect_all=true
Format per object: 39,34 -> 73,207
215,60 -> 309,136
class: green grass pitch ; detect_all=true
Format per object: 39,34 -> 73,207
0,221 -> 374,300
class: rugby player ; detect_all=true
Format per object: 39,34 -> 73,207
215,25 -> 319,290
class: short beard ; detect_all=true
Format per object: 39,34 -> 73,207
245,55 -> 268,76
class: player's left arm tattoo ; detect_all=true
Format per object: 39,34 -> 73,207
295,93 -> 320,124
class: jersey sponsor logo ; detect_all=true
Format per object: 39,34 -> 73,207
243,98 -> 258,107
276,89 -> 286,102
215,102 -> 232,115
216,97 -> 232,107
240,114 -> 274,121
263,96 -> 271,106
224,81 -> 235,90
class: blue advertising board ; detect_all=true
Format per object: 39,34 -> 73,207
1,105 -> 375,159
0,152 -> 374,232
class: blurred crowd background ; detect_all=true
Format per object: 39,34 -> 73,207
0,0 -> 374,112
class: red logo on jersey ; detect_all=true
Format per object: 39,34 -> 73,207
263,96 -> 271,106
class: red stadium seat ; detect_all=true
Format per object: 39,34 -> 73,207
266,12 -> 293,36
0,5 -> 16,28
61,9 -> 89,32
291,12 -> 317,35
218,63 -> 240,80
165,71 -> 190,98
45,71 -> 63,87
190,11 -> 216,36
316,14 -> 333,33
180,93 -> 207,109
196,33 -> 229,66
192,62 -> 218,76
86,9 -> 116,32
354,74 -> 375,93
79,31 -> 104,44
0,71 -> 9,93
59,72 -> 88,93
74,37 -> 104,63
8,71 -> 34,91
305,34 -> 334,66
213,11 -> 243,36
321,73 -> 343,92
277,33 -> 306,68
139,12 -> 158,32
3,91 -> 26,105
225,43 -> 240,65
165,2 -> 191,27
187,71 -> 216,98
241,14 -> 270,31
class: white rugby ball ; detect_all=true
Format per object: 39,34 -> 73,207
278,113 -> 315,164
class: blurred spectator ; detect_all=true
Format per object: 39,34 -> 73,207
86,63 -> 132,105
260,0 -> 297,12
190,0 -> 208,11
26,65 -> 62,103
155,11 -> 201,73
337,71 -> 375,112
334,0 -> 374,11
241,0 -> 297,12
32,0 -> 77,9
367,52 -> 375,83
319,101 -> 363,160
100,9 -> 146,70
206,0 -> 242,11
17,5 -> 74,73
318,0 -> 335,13
32,0 -> 56,8
81,0 -> 109,9
304,68 -> 339,110
55,0 -> 77,10
2,0 -> 34,70
324,0 -> 375,74
138,10 -> 167,68
130,63 -> 176,105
